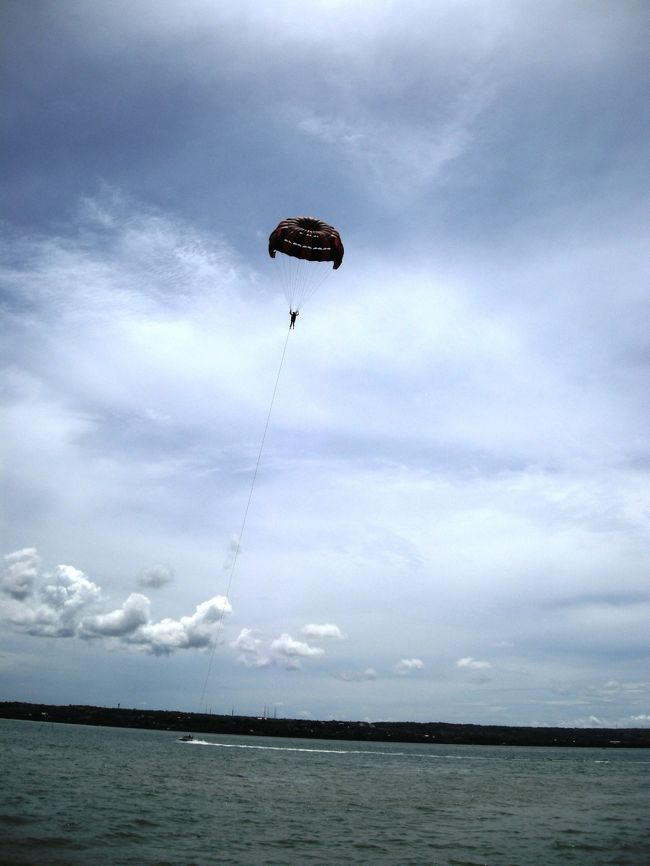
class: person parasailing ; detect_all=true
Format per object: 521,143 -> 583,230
289,309 -> 299,329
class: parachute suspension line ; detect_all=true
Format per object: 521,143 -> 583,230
198,325 -> 292,713
303,260 -> 330,307
279,254 -> 332,311
279,253 -> 297,309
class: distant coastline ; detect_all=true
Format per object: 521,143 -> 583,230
2,702 -> 649,748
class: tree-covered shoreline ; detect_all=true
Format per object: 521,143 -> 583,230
2,702 -> 649,748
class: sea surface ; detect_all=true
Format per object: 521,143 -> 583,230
1,718 -> 649,866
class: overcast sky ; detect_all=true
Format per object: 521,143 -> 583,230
2,0 -> 650,727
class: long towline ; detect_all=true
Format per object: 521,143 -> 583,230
198,325 -> 293,711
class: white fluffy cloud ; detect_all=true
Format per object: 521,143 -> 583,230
0,548 -> 231,655
231,626 -> 332,671
270,633 -> 324,670
132,595 -> 232,655
3,562 -> 104,638
1,549 -> 41,600
456,657 -> 492,670
79,593 -> 151,638
301,623 -> 346,640
231,628 -> 270,668
393,658 -> 424,676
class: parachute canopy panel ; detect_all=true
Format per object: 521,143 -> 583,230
268,217 -> 344,270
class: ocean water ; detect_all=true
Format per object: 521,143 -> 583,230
1,718 -> 649,866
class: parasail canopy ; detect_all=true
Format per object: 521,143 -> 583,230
269,216 -> 344,269
268,216 -> 343,312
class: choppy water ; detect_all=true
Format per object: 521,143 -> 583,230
1,718 -> 649,865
